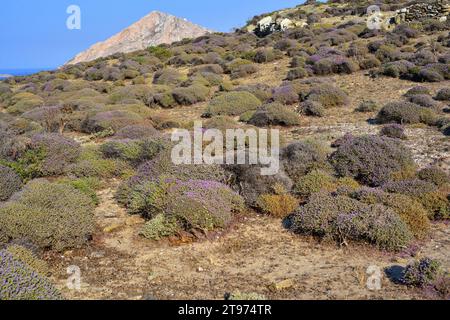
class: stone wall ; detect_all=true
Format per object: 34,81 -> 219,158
394,0 -> 449,23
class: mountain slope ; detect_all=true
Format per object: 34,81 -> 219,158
67,11 -> 211,65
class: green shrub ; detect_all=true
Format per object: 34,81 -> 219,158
140,214 -> 180,240
404,86 -> 430,97
69,146 -> 131,179
253,48 -> 281,63
298,100 -> 325,117
377,101 -> 437,125
100,138 -> 163,165
230,63 -> 258,79
286,67 -> 308,80
418,167 -> 449,187
353,190 -> 430,239
248,102 -> 300,126
290,192 -> 413,250
148,46 -> 173,60
355,100 -> 378,113
6,245 -> 48,276
152,68 -> 186,86
435,88 -> 450,101
172,84 -> 210,105
359,56 -> 381,70
6,93 -> 44,115
307,84 -> 349,108
57,177 -> 101,205
294,170 -> 359,198
294,170 -> 335,197
382,179 -> 449,219
204,92 -> 261,117
0,180 -> 95,251
82,110 -> 144,133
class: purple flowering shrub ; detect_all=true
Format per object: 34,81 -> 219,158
30,133 -> 81,176
290,192 -> 413,251
0,165 -> 22,201
281,141 -> 330,182
0,250 -> 62,300
271,84 -> 301,105
116,146 -> 228,207
0,180 -> 95,251
382,179 -> 437,197
330,135 -> 415,186
403,258 -> 442,287
0,129 -> 29,161
407,94 -> 440,109
125,177 -> 244,239
113,124 -> 160,140
307,47 -> 358,76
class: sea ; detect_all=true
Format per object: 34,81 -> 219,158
0,68 -> 53,80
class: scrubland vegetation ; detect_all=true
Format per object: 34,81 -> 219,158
0,0 -> 449,300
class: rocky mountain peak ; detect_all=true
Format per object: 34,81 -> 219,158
67,11 -> 211,65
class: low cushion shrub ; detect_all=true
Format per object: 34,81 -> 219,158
330,135 -> 415,186
0,180 -> 95,250
204,92 -> 261,117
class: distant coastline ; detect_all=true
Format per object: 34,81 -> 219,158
0,68 -> 54,79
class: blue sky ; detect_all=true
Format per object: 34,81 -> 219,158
0,0 -> 305,70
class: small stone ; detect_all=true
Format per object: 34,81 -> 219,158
64,250 -> 74,257
104,212 -> 117,218
197,267 -> 204,272
90,251 -> 105,259
269,279 -> 295,292
103,224 -> 122,233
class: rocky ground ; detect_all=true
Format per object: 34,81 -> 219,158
47,70 -> 450,300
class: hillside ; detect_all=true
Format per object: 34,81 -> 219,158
67,11 -> 211,65
0,0 -> 449,300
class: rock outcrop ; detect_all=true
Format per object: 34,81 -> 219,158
67,11 -> 210,65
